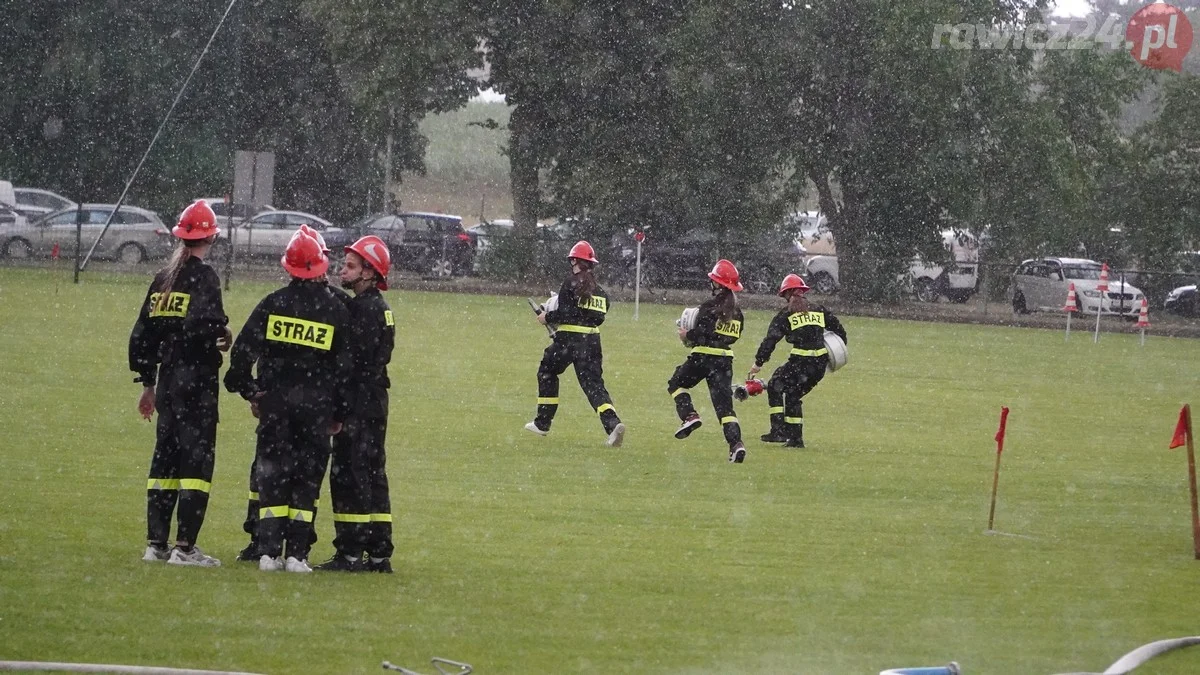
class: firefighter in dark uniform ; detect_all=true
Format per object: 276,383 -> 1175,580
129,200 -> 230,567
668,259 -> 748,463
316,235 -> 396,573
749,274 -> 848,448
224,226 -> 353,573
526,241 -> 626,447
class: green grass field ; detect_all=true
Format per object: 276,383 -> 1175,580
1,267 -> 1198,675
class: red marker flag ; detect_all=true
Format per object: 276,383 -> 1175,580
51,242 -> 60,260
1171,406 -> 1190,449
995,406 -> 1010,454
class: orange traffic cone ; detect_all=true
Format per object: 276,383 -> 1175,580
1097,262 -> 1110,292
1063,283 -> 1079,313
1137,298 -> 1150,328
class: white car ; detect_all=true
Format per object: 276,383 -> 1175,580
1010,257 -> 1143,317
12,187 -> 77,220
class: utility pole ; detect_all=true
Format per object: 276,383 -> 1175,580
383,106 -> 394,212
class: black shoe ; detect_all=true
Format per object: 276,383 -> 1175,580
314,554 -> 366,572
784,438 -> 805,448
729,442 -> 746,464
235,544 -> 259,562
675,414 -> 702,439
366,558 -> 393,574
760,432 -> 788,443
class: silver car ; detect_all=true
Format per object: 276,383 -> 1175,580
13,188 -> 77,220
1011,257 -> 1144,317
0,204 -> 173,264
218,210 -> 344,259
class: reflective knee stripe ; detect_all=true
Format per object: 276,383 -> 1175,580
596,403 -> 614,415
332,512 -> 370,523
179,479 -> 211,493
248,491 -> 259,501
260,505 -> 289,519
768,406 -> 784,414
720,416 -> 739,425
691,346 -> 734,357
785,416 -> 804,424
537,397 -> 559,405
288,508 -> 314,523
789,347 -> 828,357
670,388 -> 688,398
147,478 -> 181,490
370,513 -> 393,523
557,325 -> 600,334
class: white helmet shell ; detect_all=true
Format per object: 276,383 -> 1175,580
823,331 -> 848,374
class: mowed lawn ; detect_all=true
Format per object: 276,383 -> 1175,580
0,267 -> 1198,675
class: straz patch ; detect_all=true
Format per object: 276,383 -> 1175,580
577,295 -> 608,313
267,314 -> 334,351
788,311 -> 826,330
148,292 -> 191,318
715,319 -> 742,338
383,310 -> 395,327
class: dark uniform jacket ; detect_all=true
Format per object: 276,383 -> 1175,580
684,294 -> 744,352
128,256 -> 228,387
545,277 -> 608,333
223,279 -> 353,422
754,304 -> 847,367
339,286 -> 395,419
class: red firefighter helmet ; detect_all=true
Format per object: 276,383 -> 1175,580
568,240 -> 599,264
298,223 -> 330,252
707,259 -> 743,292
778,273 -> 810,296
280,228 -> 329,279
173,200 -> 220,240
345,235 -> 391,290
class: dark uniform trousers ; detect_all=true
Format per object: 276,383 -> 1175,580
146,366 -> 218,546
253,386 -> 334,561
667,353 -> 743,447
535,334 -> 621,434
766,355 -> 827,443
330,414 -> 392,559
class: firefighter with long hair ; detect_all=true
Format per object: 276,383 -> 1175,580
669,259 -> 748,463
128,200 -> 230,567
526,241 -> 626,447
315,235 -> 396,573
224,227 -> 353,573
749,274 -> 847,448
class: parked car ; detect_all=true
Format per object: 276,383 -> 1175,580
1010,257 -> 1144,317
13,187 -> 77,220
214,210 -> 347,261
349,211 -> 476,277
0,204 -> 172,263
629,223 -> 809,294
196,197 -> 273,228
467,219 -> 560,273
1164,284 -> 1199,317
0,201 -> 29,230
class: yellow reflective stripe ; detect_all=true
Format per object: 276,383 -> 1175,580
789,347 -> 828,357
720,416 -> 739,425
248,491 -> 259,501
383,310 -> 394,327
147,478 -> 181,490
670,388 -> 688,398
370,513 -> 393,523
148,292 -> 191,318
179,479 -> 211,493
785,417 -> 804,424
691,346 -> 734,357
288,508 -> 314,522
332,512 -> 371,523
768,407 -> 784,414
266,314 -> 334,351
260,505 -> 289,519
596,403 -> 614,415
556,325 -> 600,334
537,397 -> 559,405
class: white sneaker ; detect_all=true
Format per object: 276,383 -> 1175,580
606,423 -> 626,447
259,555 -> 284,572
524,421 -> 548,436
166,546 -> 221,567
285,556 -> 313,573
142,545 -> 170,562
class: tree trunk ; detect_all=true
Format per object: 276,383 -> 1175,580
507,103 -> 539,278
